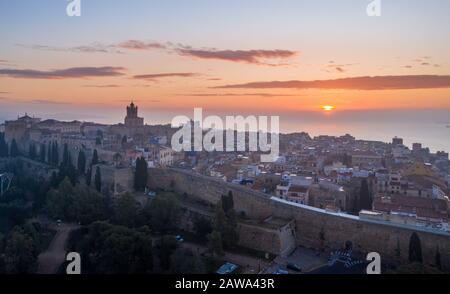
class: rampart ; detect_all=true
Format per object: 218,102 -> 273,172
148,168 -> 450,269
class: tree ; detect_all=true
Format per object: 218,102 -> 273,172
45,177 -> 76,220
193,217 -> 213,242
58,152 -> 78,186
170,248 -> 205,274
86,167 -> 92,186
94,166 -> 102,192
28,143 -> 37,159
408,232 -> 423,263
62,143 -> 70,167
73,185 -> 108,225
359,178 -> 372,211
70,222 -> 154,274
213,195 -> 239,249
92,149 -> 99,165
395,238 -> 401,262
113,193 -> 140,227
47,142 -> 52,164
0,133 -> 8,157
134,157 -> 148,191
207,230 -> 223,256
435,246 -> 442,271
39,143 -> 46,162
10,139 -> 19,157
156,235 -> 178,271
222,191 -> 234,214
77,150 -> 86,174
4,228 -> 39,273
51,141 -> 59,166
142,193 -> 180,233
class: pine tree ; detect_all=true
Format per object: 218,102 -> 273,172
10,139 -> 19,157
94,166 -> 102,192
39,143 -> 46,162
134,157 -> 148,191
77,150 -> 86,174
92,149 -> 99,165
435,246 -> 442,270
86,167 -> 92,186
52,141 -> 59,166
28,143 -> 37,159
408,232 -> 423,263
0,133 -> 8,157
62,143 -> 70,167
359,178 -> 372,211
47,142 -> 52,164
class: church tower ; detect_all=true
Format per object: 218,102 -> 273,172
124,101 -> 144,127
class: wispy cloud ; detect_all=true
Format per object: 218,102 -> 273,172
82,84 -> 122,88
133,72 -> 199,81
18,40 -> 298,66
325,61 -> 357,73
214,75 -> 450,90
181,92 -> 297,97
175,46 -> 298,66
31,99 -> 70,105
116,40 -> 167,50
16,43 -> 123,54
0,66 -> 126,79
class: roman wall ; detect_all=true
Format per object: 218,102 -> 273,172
148,168 -> 450,269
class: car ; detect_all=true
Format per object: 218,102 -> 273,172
274,268 -> 289,274
286,262 -> 302,272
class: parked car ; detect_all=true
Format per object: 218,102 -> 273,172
287,262 -> 302,272
274,268 -> 289,274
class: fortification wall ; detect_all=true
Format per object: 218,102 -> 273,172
148,168 -> 450,269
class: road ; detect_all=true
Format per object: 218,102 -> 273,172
37,223 -> 79,274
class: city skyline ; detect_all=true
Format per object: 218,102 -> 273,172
1,0 -> 449,151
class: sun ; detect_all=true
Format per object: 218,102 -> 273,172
321,105 -> 335,112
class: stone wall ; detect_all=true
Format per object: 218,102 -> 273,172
148,168 -> 450,269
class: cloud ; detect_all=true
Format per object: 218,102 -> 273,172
181,92 -> 297,97
176,47 -> 298,65
16,43 -> 123,54
116,40 -> 166,50
18,40 -> 298,66
325,62 -> 356,73
133,72 -> 199,81
31,99 -> 70,105
0,66 -> 126,79
82,84 -> 121,88
214,75 -> 450,90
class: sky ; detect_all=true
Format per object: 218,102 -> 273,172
0,0 -> 449,150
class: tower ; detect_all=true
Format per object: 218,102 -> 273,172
124,101 -> 144,127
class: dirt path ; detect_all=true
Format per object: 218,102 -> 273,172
37,223 -> 79,274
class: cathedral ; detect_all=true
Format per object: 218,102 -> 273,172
124,102 -> 144,127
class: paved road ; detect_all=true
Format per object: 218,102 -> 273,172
37,223 -> 79,274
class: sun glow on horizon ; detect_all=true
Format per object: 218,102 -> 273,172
321,105 -> 335,112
